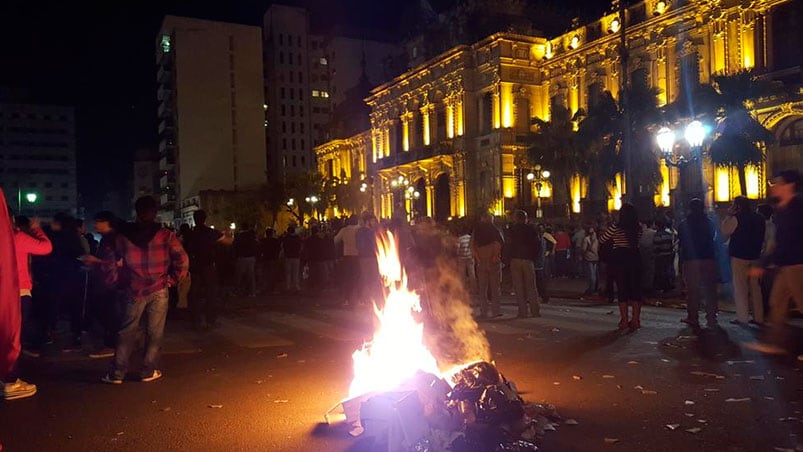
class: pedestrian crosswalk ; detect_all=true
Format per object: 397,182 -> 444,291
157,301 -> 722,354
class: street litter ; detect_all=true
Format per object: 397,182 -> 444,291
725,398 -> 751,403
276,352 -> 288,358
773,448 -> 795,452
690,371 -> 725,379
551,328 -> 560,332
634,385 -> 644,390
780,417 -> 799,422
626,361 -> 639,365
297,360 -> 306,364
572,375 -> 583,380
749,376 -> 765,381
116,432 -> 124,436
255,380 -> 264,384
273,399 -> 289,403
666,424 -> 680,430
684,413 -> 695,417
604,438 -> 620,444
161,407 -> 172,412
553,382 -> 561,385
684,400 -> 695,406
642,390 -> 658,395
606,311 -> 614,315
704,388 -> 720,392
697,419 -> 708,424
602,375 -> 615,379
726,360 -> 755,365
565,419 -> 579,425
764,397 -> 775,401
660,359 -> 671,363
686,428 -> 702,434
208,404 -> 223,408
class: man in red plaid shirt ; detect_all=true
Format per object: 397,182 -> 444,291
102,196 -> 188,384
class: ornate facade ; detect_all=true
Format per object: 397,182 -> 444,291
315,0 -> 801,220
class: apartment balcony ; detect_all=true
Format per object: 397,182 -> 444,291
157,102 -> 173,119
158,138 -> 175,154
158,119 -> 175,135
160,192 -> 176,208
157,85 -> 173,102
157,65 -> 172,83
376,140 -> 456,170
160,172 -> 177,188
159,154 -> 175,171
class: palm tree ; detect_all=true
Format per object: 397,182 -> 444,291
577,83 -> 664,214
674,69 -> 780,196
528,104 -> 587,215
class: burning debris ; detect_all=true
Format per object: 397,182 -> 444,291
326,232 -> 563,451
327,361 -> 563,451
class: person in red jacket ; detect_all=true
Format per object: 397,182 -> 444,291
14,216 -> 53,359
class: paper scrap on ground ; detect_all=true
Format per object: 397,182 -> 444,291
686,428 -> 702,434
565,419 -> 579,425
685,400 -> 695,406
666,424 -> 680,430
604,438 -> 620,444
208,404 -> 223,408
725,398 -> 751,403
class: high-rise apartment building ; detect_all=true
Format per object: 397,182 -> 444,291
156,16 -> 267,224
0,103 -> 77,218
262,5 -> 400,181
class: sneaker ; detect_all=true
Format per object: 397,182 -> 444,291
89,348 -> 115,359
101,373 -> 123,385
743,341 -> 788,355
3,379 -> 37,400
140,370 -> 162,382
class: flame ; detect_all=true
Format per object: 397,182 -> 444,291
348,231 -> 441,398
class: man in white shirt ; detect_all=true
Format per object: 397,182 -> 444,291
456,228 -> 476,294
334,215 -> 362,306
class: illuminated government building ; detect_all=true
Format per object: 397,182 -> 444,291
315,0 -> 803,221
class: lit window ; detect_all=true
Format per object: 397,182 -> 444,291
312,90 -> 320,97
570,35 -> 580,50
320,91 -> 330,98
320,57 -> 328,65
160,35 -> 171,53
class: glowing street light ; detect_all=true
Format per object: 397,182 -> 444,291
684,120 -> 707,148
526,165 -> 550,218
25,193 -> 38,203
656,126 -> 676,155
229,222 -> 236,231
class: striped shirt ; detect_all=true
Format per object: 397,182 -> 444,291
457,234 -> 473,259
600,224 -> 641,250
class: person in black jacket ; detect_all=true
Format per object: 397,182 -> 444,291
678,198 -> 718,330
233,222 -> 259,297
746,170 -> 803,359
721,196 -> 766,325
506,210 -> 541,318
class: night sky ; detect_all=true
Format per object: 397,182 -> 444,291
0,0 -> 606,214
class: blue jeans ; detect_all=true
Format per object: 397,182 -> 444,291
586,261 -> 599,293
111,289 -> 169,379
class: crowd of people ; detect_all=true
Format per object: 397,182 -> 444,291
1,169 -> 801,401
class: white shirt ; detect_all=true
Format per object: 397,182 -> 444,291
334,224 -> 361,256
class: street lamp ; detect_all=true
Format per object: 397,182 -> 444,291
526,165 -> 550,218
25,193 -> 38,204
685,120 -> 706,148
306,195 -> 319,220
656,126 -> 675,156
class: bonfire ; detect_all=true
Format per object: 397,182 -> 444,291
326,231 -> 561,451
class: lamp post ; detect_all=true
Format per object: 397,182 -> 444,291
526,165 -> 550,219
305,195 -> 319,220
16,186 -> 38,216
655,120 -> 709,211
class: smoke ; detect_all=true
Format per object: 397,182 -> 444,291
408,223 -> 491,369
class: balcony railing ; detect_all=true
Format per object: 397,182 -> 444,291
157,102 -> 172,119
159,155 -> 175,171
157,66 -> 172,83
158,139 -> 175,154
157,85 -> 173,101
375,141 -> 457,170
158,119 -> 175,134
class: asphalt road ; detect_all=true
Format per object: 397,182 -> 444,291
0,295 -> 801,452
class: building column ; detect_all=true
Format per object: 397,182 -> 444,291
493,86 -> 501,129
401,114 -> 410,151
421,105 -> 431,146
455,93 -> 464,136
426,184 -> 435,217
446,101 -> 455,139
